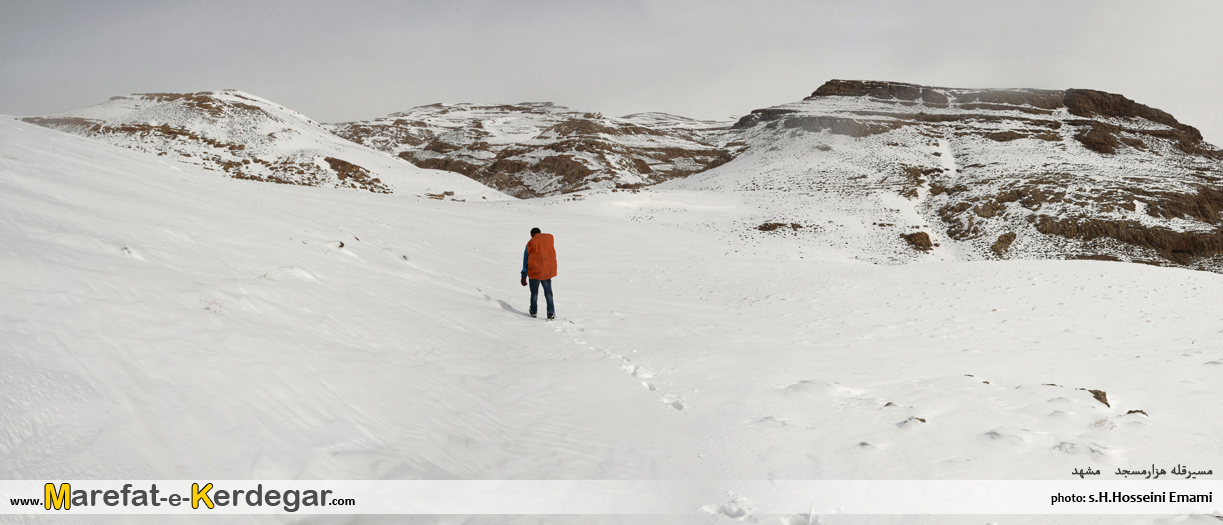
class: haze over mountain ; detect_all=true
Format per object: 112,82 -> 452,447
5,2 -> 1221,147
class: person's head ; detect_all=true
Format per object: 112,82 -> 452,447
530,227 -> 541,237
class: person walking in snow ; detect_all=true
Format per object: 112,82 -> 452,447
520,227 -> 557,320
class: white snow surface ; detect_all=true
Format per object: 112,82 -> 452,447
2,118 -> 1222,524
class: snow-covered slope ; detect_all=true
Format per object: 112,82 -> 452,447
5,116 -> 1223,525
20,90 -> 507,200
328,103 -> 736,197
0,117 -> 697,486
653,80 -> 1223,270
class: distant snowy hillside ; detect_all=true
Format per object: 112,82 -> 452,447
328,103 -> 736,197
655,80 -> 1223,271
20,91 -> 507,200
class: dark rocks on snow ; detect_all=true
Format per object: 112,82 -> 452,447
990,232 -> 1017,256
902,232 -> 933,251
758,222 -> 803,232
1081,389 -> 1110,407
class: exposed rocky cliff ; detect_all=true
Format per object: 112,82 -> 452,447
673,80 -> 1223,270
328,103 -> 737,198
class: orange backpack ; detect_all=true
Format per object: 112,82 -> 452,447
526,234 -> 557,280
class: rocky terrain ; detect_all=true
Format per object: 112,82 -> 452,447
19,81 -> 1223,271
327,103 -> 737,197
18,91 -> 504,200
658,80 -> 1223,271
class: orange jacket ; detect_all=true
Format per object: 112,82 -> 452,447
523,233 -> 557,280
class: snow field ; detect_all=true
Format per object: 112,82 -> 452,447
2,118 -> 1222,524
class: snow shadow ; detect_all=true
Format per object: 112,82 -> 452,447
496,299 -> 531,317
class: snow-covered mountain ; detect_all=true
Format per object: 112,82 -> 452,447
21,81 -> 1223,273
655,80 -> 1223,270
19,90 -> 506,200
328,102 -> 737,198
326,80 -> 1223,271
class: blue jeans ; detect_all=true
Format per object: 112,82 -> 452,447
529,279 -> 555,316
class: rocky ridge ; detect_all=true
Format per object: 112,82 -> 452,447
19,81 -> 1223,272
668,80 -> 1223,269
18,90 -> 500,199
327,103 -> 737,198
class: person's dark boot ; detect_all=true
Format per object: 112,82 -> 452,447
547,313 -> 555,320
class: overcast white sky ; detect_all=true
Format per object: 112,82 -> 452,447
2,0 -> 1222,144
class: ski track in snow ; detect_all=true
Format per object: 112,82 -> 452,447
3,118 -> 1223,524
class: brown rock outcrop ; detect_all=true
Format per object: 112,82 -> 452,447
735,79 -> 1223,271
902,232 -> 933,251
332,103 -> 735,197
